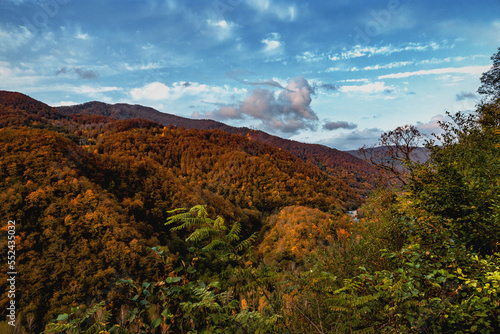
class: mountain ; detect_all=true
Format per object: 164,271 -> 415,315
0,91 -> 372,328
56,101 -> 238,131
56,100 -> 378,190
347,146 -> 431,164
0,91 -> 66,127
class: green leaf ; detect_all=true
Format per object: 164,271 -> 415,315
161,308 -> 173,318
116,278 -> 133,285
56,313 -> 69,321
209,281 -> 221,289
165,276 -> 182,284
109,325 -> 120,333
152,318 -> 162,328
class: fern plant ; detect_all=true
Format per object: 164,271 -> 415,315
43,301 -> 118,334
166,205 -> 257,262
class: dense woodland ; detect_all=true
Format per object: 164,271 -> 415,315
0,48 -> 499,333
55,100 -> 378,193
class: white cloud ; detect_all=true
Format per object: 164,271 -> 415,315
73,85 -> 122,94
262,32 -> 284,54
339,78 -> 370,83
206,19 -> 238,41
340,81 -> 396,95
337,42 -> 442,60
363,61 -> 414,70
129,81 -> 246,104
124,62 -> 163,71
0,61 -> 45,88
76,33 -> 89,40
0,25 -> 33,51
54,101 -> 79,106
130,82 -> 170,100
325,67 -> 340,72
263,39 -> 281,52
295,51 -> 324,62
378,65 -> 491,79
245,0 -> 297,21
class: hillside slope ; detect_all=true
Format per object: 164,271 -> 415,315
0,91 -> 367,329
56,100 -> 377,190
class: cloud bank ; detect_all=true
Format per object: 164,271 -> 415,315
323,121 -> 358,131
194,76 -> 319,134
455,91 -> 478,101
56,67 -> 99,80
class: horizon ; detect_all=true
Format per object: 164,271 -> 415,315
1,0 -> 499,150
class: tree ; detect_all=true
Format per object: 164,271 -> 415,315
359,125 -> 424,186
478,47 -> 500,102
406,110 -> 500,254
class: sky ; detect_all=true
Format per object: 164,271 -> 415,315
1,0 -> 499,150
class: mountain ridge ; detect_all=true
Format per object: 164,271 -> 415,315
0,90 -> 369,327
0,90 -> 377,192
55,98 -> 378,190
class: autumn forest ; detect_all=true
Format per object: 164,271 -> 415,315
1,48 -> 500,333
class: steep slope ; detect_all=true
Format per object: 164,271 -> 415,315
242,129 -> 377,190
0,127 -> 165,328
0,91 -> 365,329
0,91 -> 67,127
56,101 -> 378,190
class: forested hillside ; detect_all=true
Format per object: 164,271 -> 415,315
0,91 -> 365,331
56,101 -> 377,192
1,48 -> 500,333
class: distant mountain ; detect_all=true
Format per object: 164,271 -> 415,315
0,91 -> 369,211
56,100 -> 378,190
0,90 -> 66,126
56,101 -> 238,131
0,90 -> 377,191
346,146 -> 431,164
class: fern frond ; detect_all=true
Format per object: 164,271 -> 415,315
166,207 -> 188,214
166,212 -> 194,226
170,217 -> 207,231
236,233 -> 258,252
186,227 -> 218,242
229,221 -> 241,236
166,205 -> 208,226
391,279 -> 403,293
214,216 -> 226,230
203,238 -> 231,252
330,306 -> 349,312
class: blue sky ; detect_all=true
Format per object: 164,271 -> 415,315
1,0 -> 499,150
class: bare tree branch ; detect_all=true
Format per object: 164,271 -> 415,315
359,125 -> 424,186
